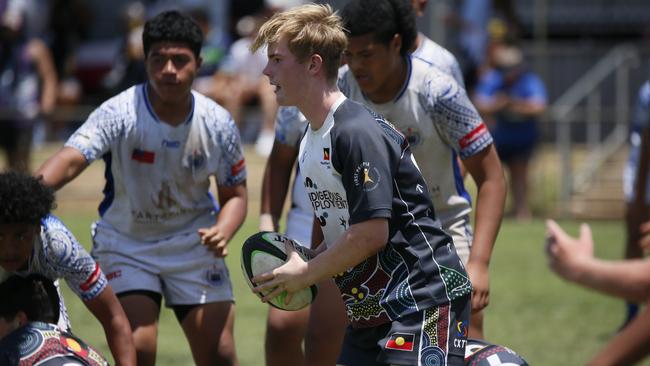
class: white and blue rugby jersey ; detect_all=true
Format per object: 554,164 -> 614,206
0,215 -> 107,330
338,56 -> 492,238
412,33 -> 465,88
66,84 -> 247,241
299,96 -> 470,328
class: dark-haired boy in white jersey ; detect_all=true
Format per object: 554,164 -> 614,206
36,10 -> 247,366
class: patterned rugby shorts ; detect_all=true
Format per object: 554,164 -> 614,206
338,295 -> 470,366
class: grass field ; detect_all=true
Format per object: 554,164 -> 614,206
55,214 -> 648,366
26,144 -> 648,365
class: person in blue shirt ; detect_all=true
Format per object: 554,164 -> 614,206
474,43 -> 547,221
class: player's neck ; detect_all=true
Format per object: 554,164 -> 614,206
146,84 -> 193,126
410,33 -> 423,54
300,84 -> 343,131
367,57 -> 408,104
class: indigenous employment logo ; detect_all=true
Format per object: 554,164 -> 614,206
353,162 -> 381,192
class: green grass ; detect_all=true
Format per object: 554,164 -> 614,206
57,213 -> 649,366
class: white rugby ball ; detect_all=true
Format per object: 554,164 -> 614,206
240,231 -> 317,311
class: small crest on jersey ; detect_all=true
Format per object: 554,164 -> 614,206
385,333 -> 415,352
231,159 -> 246,176
323,148 -> 330,161
353,162 -> 381,192
132,149 -> 155,164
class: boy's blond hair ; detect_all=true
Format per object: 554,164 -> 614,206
251,4 -> 347,80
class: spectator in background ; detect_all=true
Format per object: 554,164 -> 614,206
545,219 -> 650,366
205,11 -> 278,157
621,80 -> 650,328
0,274 -> 110,366
446,0 -> 492,92
0,1 -> 57,172
101,2 -> 147,97
474,44 -> 546,221
409,0 -> 465,87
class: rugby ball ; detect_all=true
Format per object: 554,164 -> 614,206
241,231 -> 317,311
465,338 -> 529,366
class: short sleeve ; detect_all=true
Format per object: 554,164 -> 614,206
215,117 -> 247,186
275,107 -> 307,148
331,105 -> 394,224
419,70 -> 493,159
64,106 -> 125,163
40,216 -> 107,301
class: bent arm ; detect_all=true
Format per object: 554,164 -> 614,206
84,286 -> 136,366
571,258 -> 650,303
35,147 -> 89,190
304,218 -> 388,286
215,181 -> 248,243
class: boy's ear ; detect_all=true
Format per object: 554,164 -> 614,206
308,54 -> 323,74
390,33 -> 402,54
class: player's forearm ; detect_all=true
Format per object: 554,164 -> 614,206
35,147 -> 88,190
105,322 -> 137,366
589,304 -> 650,366
216,194 -> 248,242
260,162 -> 292,226
305,219 -> 387,285
573,258 -> 650,303
469,177 -> 506,265
86,289 -> 136,366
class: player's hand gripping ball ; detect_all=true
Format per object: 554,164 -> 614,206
241,231 -> 318,311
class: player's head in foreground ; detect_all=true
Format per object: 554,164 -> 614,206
0,274 -> 60,339
340,0 -> 417,102
0,171 -> 55,272
142,10 -> 204,104
251,3 -> 347,106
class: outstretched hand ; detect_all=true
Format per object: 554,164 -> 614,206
252,241 -> 310,305
545,219 -> 594,282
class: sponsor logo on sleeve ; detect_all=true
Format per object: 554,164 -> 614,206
353,162 -> 381,192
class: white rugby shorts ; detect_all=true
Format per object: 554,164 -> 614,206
91,222 -> 233,306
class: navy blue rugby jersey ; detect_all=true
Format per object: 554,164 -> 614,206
298,96 -> 471,328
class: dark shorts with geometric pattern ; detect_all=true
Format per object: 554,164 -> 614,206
338,295 -> 470,366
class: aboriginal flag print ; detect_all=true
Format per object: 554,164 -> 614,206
385,333 -> 415,352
